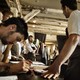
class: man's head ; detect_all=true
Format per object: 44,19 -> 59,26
28,35 -> 34,43
2,10 -> 13,21
0,17 -> 28,44
61,0 -> 77,18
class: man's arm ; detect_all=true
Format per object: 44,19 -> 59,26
0,60 -> 31,74
43,34 -> 80,79
58,34 -> 79,65
2,44 -> 12,63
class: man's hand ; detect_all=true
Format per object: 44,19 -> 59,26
42,60 -> 61,79
9,60 -> 31,74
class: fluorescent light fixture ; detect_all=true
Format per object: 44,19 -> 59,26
33,20 -> 36,23
46,8 -> 63,13
32,25 -> 36,27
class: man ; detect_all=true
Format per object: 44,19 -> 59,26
42,0 -> 80,80
0,17 -> 31,75
2,10 -> 13,21
23,35 -> 37,60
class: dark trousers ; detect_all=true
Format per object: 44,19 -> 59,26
64,46 -> 80,80
23,52 -> 35,61
64,60 -> 80,80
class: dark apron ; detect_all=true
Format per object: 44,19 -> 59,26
64,45 -> 80,80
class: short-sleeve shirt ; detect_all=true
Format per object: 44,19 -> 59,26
68,10 -> 80,59
11,42 -> 22,56
68,10 -> 80,35
0,40 -> 11,61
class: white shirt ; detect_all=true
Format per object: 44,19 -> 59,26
11,42 -> 23,57
0,40 -> 6,53
0,12 -> 3,23
24,39 -> 37,54
68,10 -> 80,35
0,40 -> 11,60
15,42 -> 22,56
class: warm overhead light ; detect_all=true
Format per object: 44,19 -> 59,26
32,25 -> 36,27
33,20 -> 36,23
35,0 -> 39,2
46,8 -> 63,13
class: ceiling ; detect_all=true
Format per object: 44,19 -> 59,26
5,0 -> 80,43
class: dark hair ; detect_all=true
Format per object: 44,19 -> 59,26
61,0 -> 77,10
2,17 -> 28,40
28,35 -> 33,39
2,10 -> 13,16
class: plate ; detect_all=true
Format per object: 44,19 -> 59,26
0,75 -> 18,80
32,61 -> 45,65
31,64 -> 48,73
10,61 -> 20,64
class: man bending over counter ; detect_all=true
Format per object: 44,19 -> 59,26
0,17 -> 31,75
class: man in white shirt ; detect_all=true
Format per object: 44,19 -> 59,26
42,0 -> 80,80
23,35 -> 37,61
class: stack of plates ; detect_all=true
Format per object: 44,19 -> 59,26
0,75 -> 18,80
10,61 -> 20,64
31,61 -> 48,73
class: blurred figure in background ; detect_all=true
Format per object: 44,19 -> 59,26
23,35 -> 37,61
38,42 -> 48,65
2,10 -> 13,21
41,43 -> 48,65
